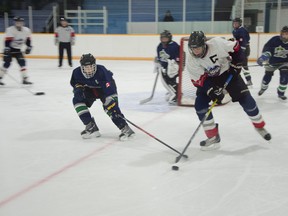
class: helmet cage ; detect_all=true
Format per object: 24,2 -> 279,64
160,30 -> 172,44
81,64 -> 97,78
80,54 -> 97,79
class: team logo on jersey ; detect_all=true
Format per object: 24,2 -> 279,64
106,82 -> 110,88
205,65 -> 221,77
274,46 -> 288,58
159,50 -> 170,62
95,79 -> 99,84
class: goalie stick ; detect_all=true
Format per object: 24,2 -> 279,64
172,74 -> 233,168
139,67 -> 159,104
6,73 -> 45,96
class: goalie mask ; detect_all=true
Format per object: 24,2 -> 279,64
80,54 -> 97,79
280,26 -> 288,43
160,30 -> 172,45
188,31 -> 207,58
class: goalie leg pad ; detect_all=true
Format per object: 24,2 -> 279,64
159,72 -> 178,103
167,59 -> 179,78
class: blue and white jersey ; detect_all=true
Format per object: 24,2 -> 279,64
156,41 -> 180,69
262,35 -> 288,65
70,64 -> 117,97
232,26 -> 250,49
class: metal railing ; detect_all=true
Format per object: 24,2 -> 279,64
64,6 -> 107,34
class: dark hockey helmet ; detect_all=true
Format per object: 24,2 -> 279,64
160,30 -> 172,45
188,31 -> 207,58
60,17 -> 67,22
232,17 -> 242,29
80,53 -> 97,78
280,26 -> 288,43
232,17 -> 242,25
13,16 -> 24,22
13,16 -> 24,30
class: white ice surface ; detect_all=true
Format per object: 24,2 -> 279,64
0,59 -> 288,216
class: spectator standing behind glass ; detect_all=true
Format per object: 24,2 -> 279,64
55,17 -> 75,68
163,10 -> 174,22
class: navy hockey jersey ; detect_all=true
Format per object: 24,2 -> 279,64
262,35 -> 288,65
232,26 -> 250,48
70,64 -> 117,97
156,41 -> 180,69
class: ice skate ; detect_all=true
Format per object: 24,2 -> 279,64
255,127 -> 271,141
278,95 -> 287,100
22,77 -> 33,85
258,88 -> 267,96
119,124 -> 135,141
168,95 -> 177,105
81,118 -> 101,139
246,80 -> 253,86
200,134 -> 221,151
0,78 -> 4,85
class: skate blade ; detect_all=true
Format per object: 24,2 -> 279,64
82,131 -> 101,139
119,133 -> 135,141
200,143 -> 221,151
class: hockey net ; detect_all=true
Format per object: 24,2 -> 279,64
177,36 -> 197,106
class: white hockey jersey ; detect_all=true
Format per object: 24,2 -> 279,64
186,37 -> 237,87
5,26 -> 31,49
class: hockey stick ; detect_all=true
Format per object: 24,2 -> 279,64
249,62 -> 287,68
172,74 -> 233,170
122,116 -> 188,158
6,73 -> 45,96
139,68 -> 159,104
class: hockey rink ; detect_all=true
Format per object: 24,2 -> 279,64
0,58 -> 288,216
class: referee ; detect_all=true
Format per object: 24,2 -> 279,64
55,17 -> 75,68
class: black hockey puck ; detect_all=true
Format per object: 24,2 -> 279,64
35,92 -> 45,96
172,165 -> 179,171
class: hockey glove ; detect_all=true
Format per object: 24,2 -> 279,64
25,46 -> 32,55
103,94 -> 120,118
73,84 -> 86,100
229,62 -> 242,75
154,57 -> 161,73
4,47 -> 11,55
257,53 -> 270,66
207,86 -> 224,104
167,59 -> 179,78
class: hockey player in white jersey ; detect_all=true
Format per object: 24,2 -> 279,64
0,17 -> 33,85
186,31 -> 271,151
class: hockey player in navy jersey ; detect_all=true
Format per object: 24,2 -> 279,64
155,30 -> 180,105
186,31 -> 271,151
0,17 -> 33,85
257,26 -> 288,100
70,53 -> 135,140
232,18 -> 252,86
